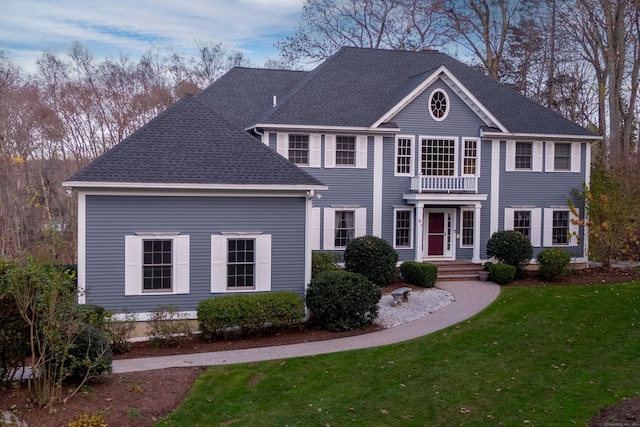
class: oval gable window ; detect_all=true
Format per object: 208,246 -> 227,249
429,89 -> 449,121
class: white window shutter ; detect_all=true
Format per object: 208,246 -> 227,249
277,133 -> 288,158
545,142 -> 554,172
531,208 -> 542,247
325,135 -> 336,168
569,208 -> 579,246
310,134 -> 322,168
311,207 -> 321,250
506,141 -> 515,171
323,208 -> 335,250
357,135 -> 368,169
356,207 -> 367,237
256,235 -> 272,291
543,208 -> 553,247
533,141 -> 543,172
571,142 -> 581,173
210,235 -> 226,293
175,235 -> 190,294
504,208 -> 514,230
124,236 -> 142,296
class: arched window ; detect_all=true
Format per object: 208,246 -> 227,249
429,89 -> 449,121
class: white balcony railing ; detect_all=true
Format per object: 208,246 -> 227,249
410,175 -> 478,193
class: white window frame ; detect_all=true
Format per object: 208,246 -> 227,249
428,88 -> 450,121
462,138 -> 480,176
419,136 -> 458,176
460,208 -> 475,248
506,141 -> 543,172
394,135 -> 414,176
543,208 -> 579,247
325,134 -> 367,169
393,207 -> 413,249
545,142 -> 581,173
125,233 -> 190,296
277,132 -> 321,168
504,207 -> 542,247
211,233 -> 272,293
323,207 -> 366,250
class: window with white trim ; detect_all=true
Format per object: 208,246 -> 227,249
513,210 -> 531,238
515,142 -> 532,170
421,138 -> 456,176
429,89 -> 449,121
543,208 -> 578,247
463,139 -> 478,175
553,143 -> 571,171
461,210 -> 474,247
545,142 -> 581,172
505,208 -> 542,247
124,233 -> 190,296
336,136 -> 356,166
288,134 -> 309,165
323,207 -> 366,250
552,211 -> 570,245
506,141 -> 543,172
395,136 -> 413,176
393,209 -> 413,249
211,233 -> 271,293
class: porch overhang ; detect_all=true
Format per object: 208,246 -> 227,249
403,192 -> 488,205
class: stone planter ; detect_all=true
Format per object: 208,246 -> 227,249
478,270 -> 490,282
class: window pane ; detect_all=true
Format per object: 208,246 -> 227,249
227,238 -> 256,289
421,139 -> 455,176
396,138 -> 412,174
462,210 -> 474,246
552,211 -> 569,244
463,140 -> 477,175
515,142 -> 532,169
335,211 -> 355,248
142,239 -> 172,291
513,211 -> 531,238
430,91 -> 447,119
289,134 -> 309,165
554,143 -> 571,170
395,210 -> 411,247
336,136 -> 356,166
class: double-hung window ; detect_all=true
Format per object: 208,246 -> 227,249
461,210 -> 474,247
545,142 -> 581,172
462,139 -> 478,175
288,134 -> 309,165
515,142 -> 532,170
335,136 -> 356,166
125,233 -> 190,296
504,208 -> 542,247
543,208 -> 578,246
393,209 -> 413,249
395,136 -> 413,176
211,233 -> 272,292
513,210 -> 531,238
323,207 -> 366,250
552,211 -> 569,245
334,210 -> 355,248
553,143 -> 571,171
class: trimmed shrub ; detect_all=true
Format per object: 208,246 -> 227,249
198,292 -> 305,341
537,248 -> 572,281
312,251 -> 337,278
64,324 -> 112,383
305,270 -> 381,331
344,235 -> 398,287
488,263 -> 516,285
147,305 -> 193,348
104,310 -> 138,355
486,230 -> 533,277
401,262 -> 437,288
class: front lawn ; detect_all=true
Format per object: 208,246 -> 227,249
157,283 -> 640,426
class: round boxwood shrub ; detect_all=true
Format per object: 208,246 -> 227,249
537,248 -> 572,281
487,263 -> 516,285
344,235 -> 398,287
486,230 -> 533,277
305,271 -> 381,331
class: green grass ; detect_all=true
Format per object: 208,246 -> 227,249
156,283 -> 640,426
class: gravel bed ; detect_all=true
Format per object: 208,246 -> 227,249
375,287 -> 455,328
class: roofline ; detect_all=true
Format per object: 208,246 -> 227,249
480,130 -> 602,141
63,181 -> 328,191
250,124 -> 400,133
372,65 -> 508,132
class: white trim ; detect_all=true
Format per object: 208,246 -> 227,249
63,181 -> 327,191
459,207 -> 474,248
356,135 -> 368,169
310,134 -> 322,168
311,207 -> 321,250
394,135 -> 415,177
355,207 -> 367,238
112,311 -> 198,322
306,197 -> 314,288
583,142 -> 591,263
490,140 -> 500,235
277,132 -> 288,157
428,88 -> 450,121
373,135 -> 383,237
505,140 -> 542,171
571,142 -> 581,172
545,141 -> 580,173
404,192 -> 488,203
65,189 -> 326,199
533,141 -> 543,171
418,135 -> 459,176
210,233 -> 272,293
323,207 -> 366,250
252,124 -> 400,133
77,192 -> 86,304
543,208 -> 579,247
323,207 -> 335,250
372,66 -> 507,131
393,207 -> 414,250
324,134 -> 336,168
504,207 -> 542,247
481,129 -> 601,141
462,137 -> 481,176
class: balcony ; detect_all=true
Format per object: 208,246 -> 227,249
410,175 -> 478,193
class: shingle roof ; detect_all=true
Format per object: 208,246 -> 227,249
255,47 -> 595,137
66,94 -> 324,187
197,67 -> 308,129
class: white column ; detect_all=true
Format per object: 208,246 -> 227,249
77,191 -> 86,304
373,135 -> 383,237
490,139 -> 500,235
472,203 -> 481,263
415,204 -> 424,261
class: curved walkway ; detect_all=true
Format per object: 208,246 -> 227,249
112,280 -> 500,373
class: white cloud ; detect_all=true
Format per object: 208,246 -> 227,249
0,0 -> 304,71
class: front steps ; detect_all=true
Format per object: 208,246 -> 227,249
431,261 -> 484,281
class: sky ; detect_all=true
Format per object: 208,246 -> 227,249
0,0 -> 305,72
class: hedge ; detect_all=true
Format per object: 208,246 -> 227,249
400,262 -> 437,287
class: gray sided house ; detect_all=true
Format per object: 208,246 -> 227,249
199,47 -> 600,265
66,46 -> 600,316
64,94 -> 325,318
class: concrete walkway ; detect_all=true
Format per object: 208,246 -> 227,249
112,280 -> 501,373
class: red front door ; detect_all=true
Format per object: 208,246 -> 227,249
427,212 -> 445,256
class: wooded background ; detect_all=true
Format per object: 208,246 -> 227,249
1,0 -> 638,264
